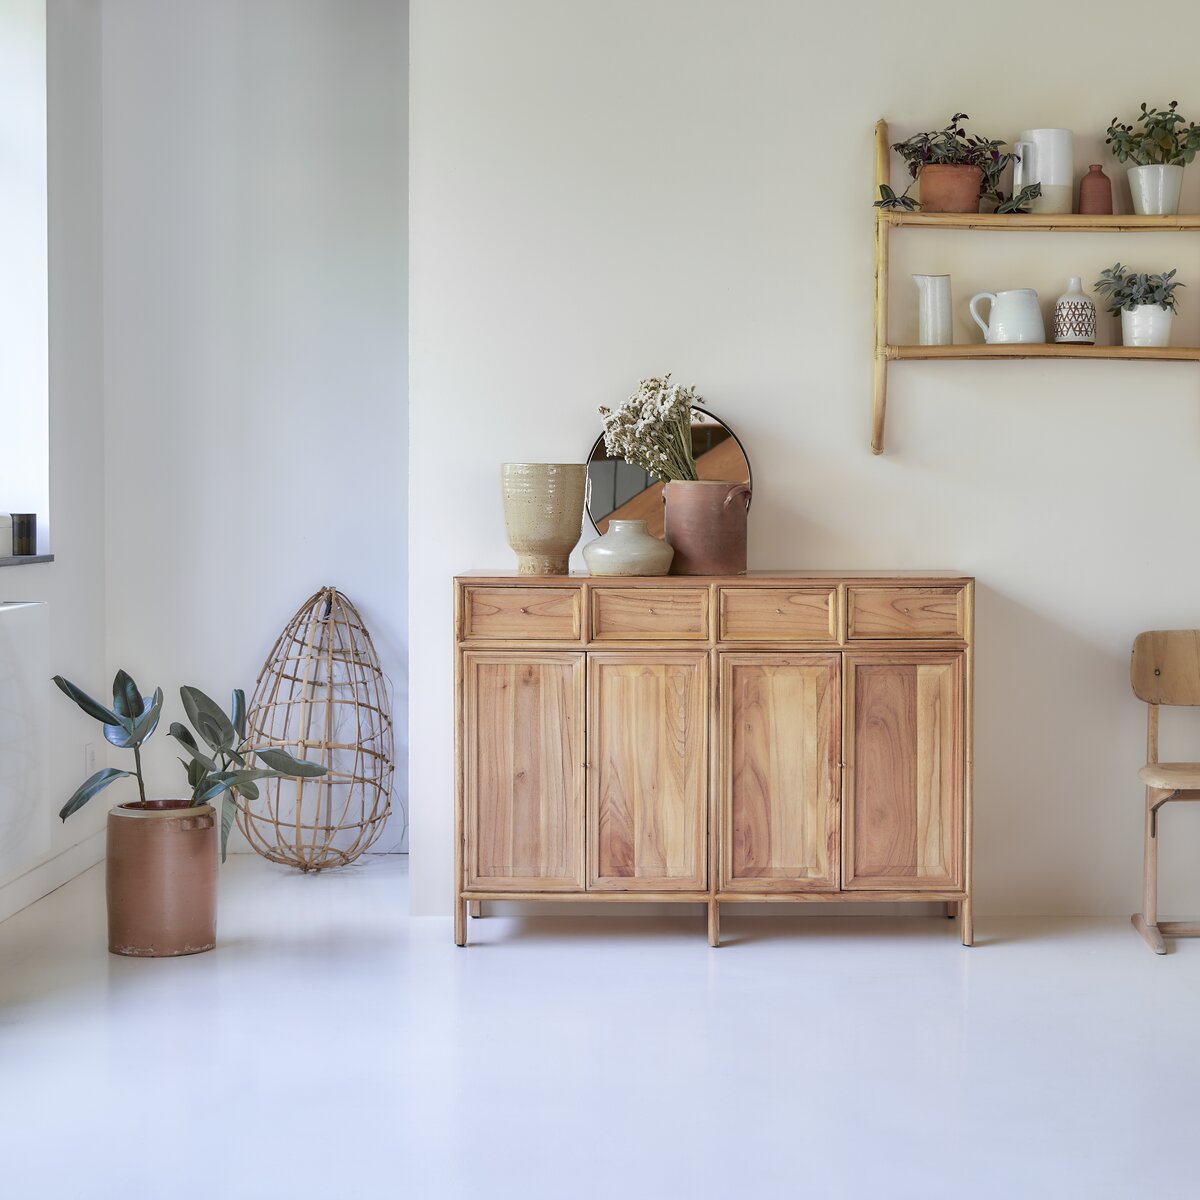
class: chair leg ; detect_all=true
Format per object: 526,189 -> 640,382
1133,790 -> 1167,955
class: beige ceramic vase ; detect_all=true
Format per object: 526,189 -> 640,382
106,800 -> 218,957
501,463 -> 586,575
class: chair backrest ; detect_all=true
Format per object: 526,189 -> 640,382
1131,630 -> 1200,706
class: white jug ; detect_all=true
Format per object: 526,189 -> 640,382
913,274 -> 953,345
1013,128 -> 1073,215
969,288 -> 1045,344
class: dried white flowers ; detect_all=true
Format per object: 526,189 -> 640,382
598,374 -> 704,482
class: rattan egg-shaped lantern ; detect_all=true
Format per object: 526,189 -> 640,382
238,587 -> 393,871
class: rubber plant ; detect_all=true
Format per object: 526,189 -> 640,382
53,671 -> 325,860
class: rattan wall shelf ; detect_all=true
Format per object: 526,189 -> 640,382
872,119 -> 1200,454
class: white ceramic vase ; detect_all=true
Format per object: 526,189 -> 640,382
1127,165 -> 1184,216
1053,277 -> 1096,345
1013,129 -> 1073,214
913,274 -> 952,345
582,519 -> 673,576
1121,304 -> 1174,347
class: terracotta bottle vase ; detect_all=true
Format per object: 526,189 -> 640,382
662,480 -> 751,575
917,164 -> 982,214
500,463 -> 586,575
106,800 -> 218,956
1078,164 -> 1113,215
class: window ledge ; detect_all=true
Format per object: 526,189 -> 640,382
0,554 -> 53,567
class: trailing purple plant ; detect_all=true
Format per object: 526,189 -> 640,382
874,113 -> 1042,213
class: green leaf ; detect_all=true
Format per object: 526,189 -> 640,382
231,689 -> 247,742
220,794 -> 237,863
168,721 -> 217,771
112,670 -> 144,720
181,686 -> 237,753
237,779 -> 259,801
196,768 -> 277,805
105,689 -> 163,749
53,675 -> 126,728
59,767 -> 131,821
256,747 -> 327,778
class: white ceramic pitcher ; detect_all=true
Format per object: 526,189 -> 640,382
969,288 -> 1045,344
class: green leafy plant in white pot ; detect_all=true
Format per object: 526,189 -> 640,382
54,672 -> 324,957
1106,102 -> 1200,216
1093,263 -> 1183,347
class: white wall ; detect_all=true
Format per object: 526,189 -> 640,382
0,0 -> 109,920
409,0 -> 1200,916
101,0 -> 409,847
0,0 -> 50,547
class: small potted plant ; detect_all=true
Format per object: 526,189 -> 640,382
1093,262 -> 1183,347
1107,102 -> 1200,215
55,671 -> 325,956
875,113 -> 1042,214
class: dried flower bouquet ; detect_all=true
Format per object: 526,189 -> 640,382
598,374 -> 704,482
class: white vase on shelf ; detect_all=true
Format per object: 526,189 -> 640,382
1127,165 -> 1184,216
913,274 -> 952,345
1053,278 -> 1096,345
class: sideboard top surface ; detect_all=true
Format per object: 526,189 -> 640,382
456,569 -> 974,583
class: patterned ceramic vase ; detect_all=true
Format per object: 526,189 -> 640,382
500,463 -> 586,575
1053,278 -> 1096,345
582,520 -> 673,576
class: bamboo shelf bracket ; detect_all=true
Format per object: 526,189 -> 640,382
870,119 -> 1200,454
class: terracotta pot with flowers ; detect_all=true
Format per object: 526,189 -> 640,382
875,113 -> 1043,214
597,375 -> 750,575
54,672 -> 325,956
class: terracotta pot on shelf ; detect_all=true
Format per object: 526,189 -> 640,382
106,800 -> 218,957
917,164 -> 982,213
662,480 -> 750,576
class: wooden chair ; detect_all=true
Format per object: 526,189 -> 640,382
1130,630 -> 1200,954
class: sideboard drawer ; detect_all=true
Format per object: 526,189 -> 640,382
462,586 -> 581,640
591,587 -> 709,640
847,586 -> 965,640
718,587 -> 837,642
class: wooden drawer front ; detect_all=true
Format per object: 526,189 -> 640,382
463,587 -> 581,640
591,588 -> 709,641
719,588 -> 836,642
847,587 -> 964,640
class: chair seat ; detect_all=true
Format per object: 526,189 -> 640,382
1139,762 -> 1200,789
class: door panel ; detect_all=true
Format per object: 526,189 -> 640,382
720,654 -> 840,891
844,653 -> 963,890
464,653 -> 585,890
588,653 -> 707,891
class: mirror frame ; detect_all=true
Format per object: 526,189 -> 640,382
585,406 -> 753,533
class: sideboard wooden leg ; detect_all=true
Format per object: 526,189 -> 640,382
708,899 -> 720,947
469,901 -> 483,918
960,895 -> 973,946
455,897 -> 467,947
946,901 -> 959,919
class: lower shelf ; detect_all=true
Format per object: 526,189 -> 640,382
888,343 -> 1200,361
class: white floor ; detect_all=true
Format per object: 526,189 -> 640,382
2,859 -> 1199,1200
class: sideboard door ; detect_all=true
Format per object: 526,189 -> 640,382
463,653 -> 585,891
720,653 -> 841,892
843,653 -> 963,891
588,653 -> 708,891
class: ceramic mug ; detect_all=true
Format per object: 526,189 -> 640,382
969,288 -> 1045,344
1013,128 -> 1073,214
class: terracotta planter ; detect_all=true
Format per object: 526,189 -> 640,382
662,480 -> 751,576
500,463 -> 586,575
106,800 -> 218,957
918,164 -> 982,214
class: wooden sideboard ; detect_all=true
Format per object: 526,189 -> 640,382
454,571 -> 974,947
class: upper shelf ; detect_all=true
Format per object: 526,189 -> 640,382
879,211 -> 1200,232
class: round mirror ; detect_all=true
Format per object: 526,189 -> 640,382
585,407 -> 752,536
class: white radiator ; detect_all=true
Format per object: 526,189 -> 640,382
0,601 -> 49,880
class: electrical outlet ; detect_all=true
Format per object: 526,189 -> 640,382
84,743 -> 97,777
